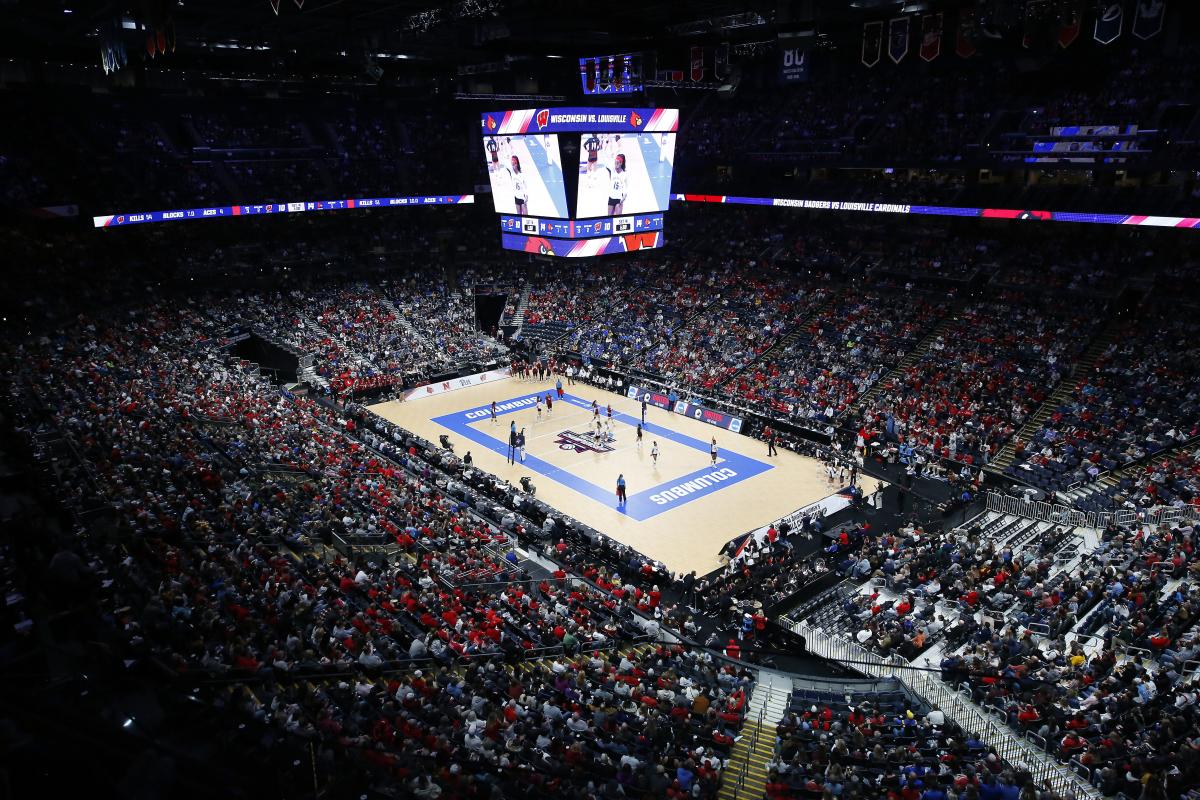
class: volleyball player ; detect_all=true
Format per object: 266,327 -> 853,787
608,153 -> 627,215
508,155 -> 528,215
581,134 -> 610,215
486,137 -> 500,172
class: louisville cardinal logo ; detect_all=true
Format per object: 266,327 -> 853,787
486,115 -> 497,130
535,109 -> 549,129
630,111 -> 643,127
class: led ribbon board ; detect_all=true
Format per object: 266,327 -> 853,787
93,195 -> 474,228
670,194 -> 1200,229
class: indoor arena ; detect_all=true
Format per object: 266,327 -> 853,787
1,2 -> 1198,799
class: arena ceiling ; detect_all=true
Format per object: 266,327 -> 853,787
1,0 -> 996,82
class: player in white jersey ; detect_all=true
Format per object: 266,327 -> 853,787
607,153 -> 627,215
507,155 -> 528,215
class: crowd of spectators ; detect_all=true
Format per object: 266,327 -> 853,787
556,261 -> 705,365
1,296 -> 776,797
1083,447 -> 1200,516
208,280 -> 504,396
1007,313 -> 1199,492
766,691 -> 1040,800
728,287 -> 941,421
675,44 -> 1200,170
851,295 -> 1106,467
639,263 -> 816,392
793,497 -> 1200,797
237,642 -> 754,798
0,90 -> 472,211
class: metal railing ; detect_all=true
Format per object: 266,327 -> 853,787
790,622 -> 1101,800
726,683 -> 787,800
986,490 -> 1200,530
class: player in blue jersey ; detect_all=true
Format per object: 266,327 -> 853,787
581,134 -> 610,212
486,137 -> 500,171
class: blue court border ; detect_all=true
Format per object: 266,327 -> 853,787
432,391 -> 773,521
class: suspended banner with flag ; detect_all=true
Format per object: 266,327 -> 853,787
1057,1 -> 1083,48
862,20 -> 883,68
920,13 -> 943,61
1021,0 -> 1044,49
956,9 -> 977,58
583,59 -> 596,92
714,42 -> 730,80
778,31 -> 814,84
690,46 -> 704,82
1093,3 -> 1123,44
779,43 -> 810,83
1133,0 -> 1166,40
888,17 -> 911,64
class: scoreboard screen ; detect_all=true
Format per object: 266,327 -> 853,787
480,108 -> 678,257
576,132 -> 675,217
481,133 -> 568,218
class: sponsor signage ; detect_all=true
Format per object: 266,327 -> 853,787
402,368 -> 511,402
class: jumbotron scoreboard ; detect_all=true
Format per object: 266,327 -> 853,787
480,107 -> 678,257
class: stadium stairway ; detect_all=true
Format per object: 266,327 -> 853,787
512,285 -> 530,339
720,290 -> 842,386
1064,433 -> 1200,508
379,296 -> 432,355
718,671 -> 791,800
846,307 -> 960,413
988,318 -> 1122,473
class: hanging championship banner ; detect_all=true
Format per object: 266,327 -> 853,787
888,17 -> 911,64
956,9 -> 977,58
780,44 -> 811,83
583,59 -> 596,92
690,46 -> 704,81
862,20 -> 883,67
715,42 -> 730,80
920,13 -> 943,61
1093,2 -> 1123,44
1133,0 -> 1166,40
1057,1 -> 1083,48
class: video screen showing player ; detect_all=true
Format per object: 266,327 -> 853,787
482,134 -> 568,218
575,131 -> 675,217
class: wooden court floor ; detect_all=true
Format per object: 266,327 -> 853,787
371,377 -> 881,576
